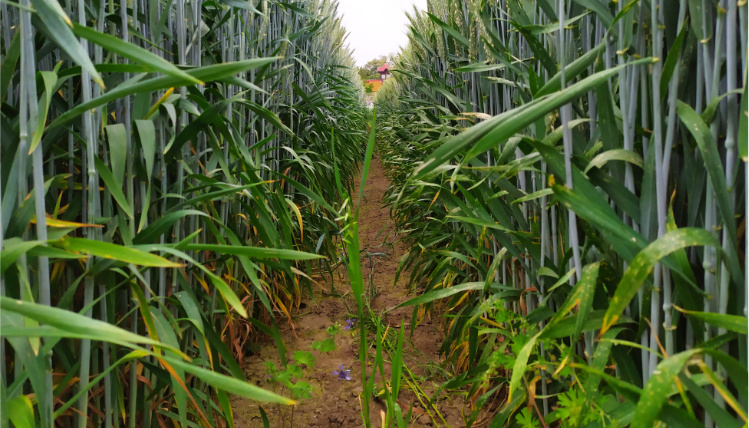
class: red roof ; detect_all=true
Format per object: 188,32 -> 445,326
377,63 -> 391,72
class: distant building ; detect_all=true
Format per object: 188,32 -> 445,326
364,63 -> 391,107
377,63 -> 391,80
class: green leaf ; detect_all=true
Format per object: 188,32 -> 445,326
162,355 -> 294,405
632,349 -> 701,428
174,183 -> 263,209
507,332 -> 540,402
390,319 -> 405,400
513,24 -> 556,75
545,262 -> 600,341
394,282 -> 509,308
357,111 -> 377,216
584,149 -> 644,173
7,395 -> 35,428
739,85 -> 748,161
674,307 -> 748,335
541,310 -> 613,339
49,58 -> 280,129
105,124 -> 128,188
28,71 -> 57,154
700,88 -> 743,125
135,120 -> 156,182
54,237 -> 182,267
602,228 -> 720,333
223,0 -> 265,14
445,216 -> 518,234
705,349 -> 748,399
0,296 -> 176,352
548,180 -> 641,259
454,62 -> 506,73
571,362 -> 642,401
180,244 -> 323,261
660,24 -> 687,96
676,100 -> 744,286
239,100 -> 293,136
535,39 -> 605,98
293,351 -> 316,369
205,271 -> 248,318
72,24 -> 201,84
32,0 -> 103,86
175,292 -> 205,334
527,12 -> 589,35
1,239 -> 43,273
330,131 -> 345,198
584,328 -> 625,398
134,210 -> 209,244
0,30 -> 19,102
680,373 -> 743,428
412,58 -> 654,180
427,13 -> 470,48
165,96 -> 237,155
93,155 -> 133,218
572,0 -> 614,28
511,188 -> 554,205
218,391 -> 234,428
289,380 -> 313,400
259,407 -> 270,428
311,337 -> 336,353
54,350 -> 148,419
268,170 -> 336,214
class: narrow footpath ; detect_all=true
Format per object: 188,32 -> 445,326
231,159 -> 463,427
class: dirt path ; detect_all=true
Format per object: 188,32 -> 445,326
231,159 -> 463,427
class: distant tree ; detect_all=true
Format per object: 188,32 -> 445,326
358,67 -> 379,81
357,53 -> 397,81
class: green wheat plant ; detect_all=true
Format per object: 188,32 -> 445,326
326,109 -> 378,426
375,0 -> 747,426
0,0 -> 367,426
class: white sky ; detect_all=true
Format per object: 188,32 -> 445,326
336,0 -> 428,66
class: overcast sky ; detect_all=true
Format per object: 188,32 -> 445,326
336,0 -> 428,66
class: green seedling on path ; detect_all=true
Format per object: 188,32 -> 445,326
330,110 -> 377,426
371,319 -> 410,428
261,337 -> 339,428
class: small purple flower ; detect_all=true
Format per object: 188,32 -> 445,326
333,365 -> 351,381
344,318 -> 356,330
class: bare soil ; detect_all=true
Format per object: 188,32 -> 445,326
231,159 -> 465,427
